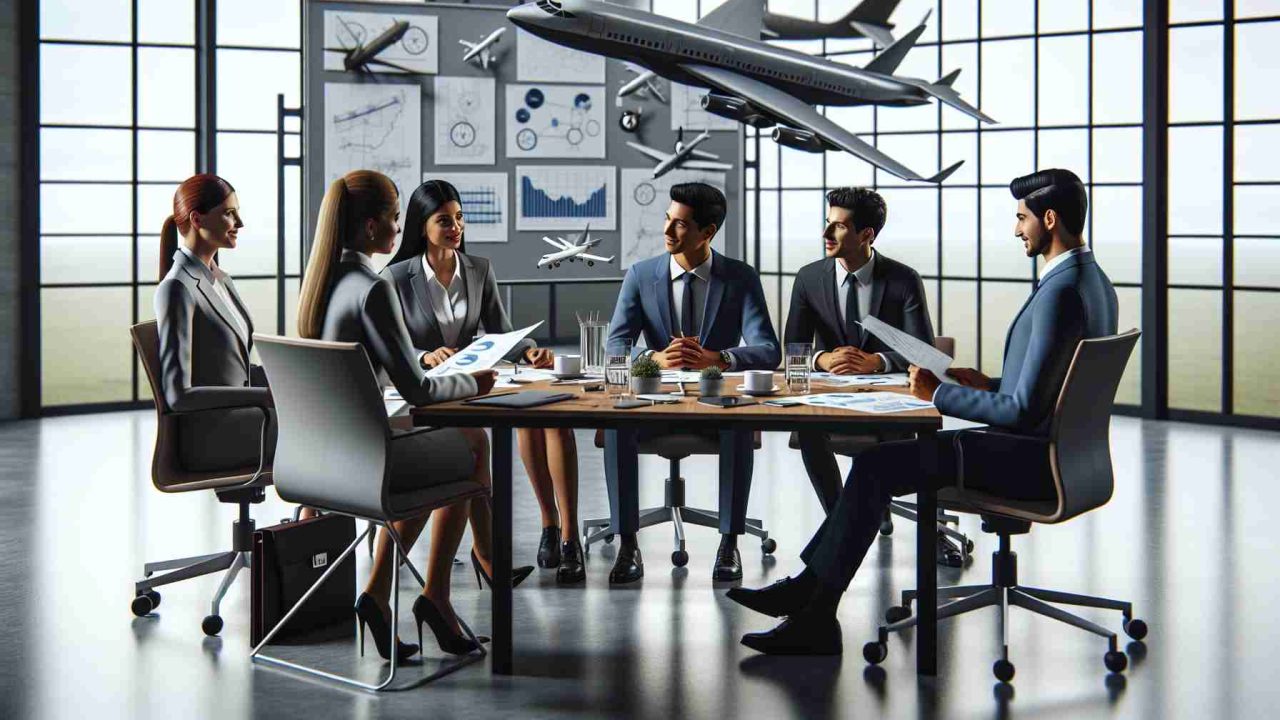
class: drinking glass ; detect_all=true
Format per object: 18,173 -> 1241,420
605,341 -> 632,398
579,319 -> 609,375
785,342 -> 813,394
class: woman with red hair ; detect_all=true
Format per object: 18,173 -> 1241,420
154,174 -> 275,472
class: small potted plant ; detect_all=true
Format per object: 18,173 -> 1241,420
630,356 -> 662,395
699,366 -> 724,396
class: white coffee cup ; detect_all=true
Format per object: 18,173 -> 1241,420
554,354 -> 582,375
744,370 -> 774,392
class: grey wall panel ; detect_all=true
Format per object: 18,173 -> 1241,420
0,0 -> 21,420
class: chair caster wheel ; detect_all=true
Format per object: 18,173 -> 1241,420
202,615 -> 223,636
671,550 -> 689,567
761,538 -> 777,554
879,520 -> 893,536
862,641 -> 888,665
146,590 -> 161,609
131,595 -> 154,617
964,538 -> 975,553
604,534 -> 614,544
1123,618 -> 1147,641
993,658 -> 1015,683
1104,650 -> 1128,673
884,606 -> 911,624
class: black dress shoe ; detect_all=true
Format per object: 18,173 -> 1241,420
713,536 -> 743,581
609,543 -> 643,584
740,612 -> 843,656
725,575 -> 815,618
937,531 -> 964,568
537,525 -> 562,569
556,537 -> 586,584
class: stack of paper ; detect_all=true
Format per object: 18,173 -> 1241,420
797,391 -> 934,414
810,372 -> 909,388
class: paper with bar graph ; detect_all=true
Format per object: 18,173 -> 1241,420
515,165 -> 616,231
431,172 -> 508,243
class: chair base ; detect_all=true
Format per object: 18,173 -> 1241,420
880,501 -> 973,559
250,521 -> 486,692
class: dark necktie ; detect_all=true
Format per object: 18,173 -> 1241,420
844,274 -> 861,348
681,272 -> 697,338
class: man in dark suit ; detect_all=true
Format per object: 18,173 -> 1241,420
605,182 -> 780,584
730,169 -> 1118,654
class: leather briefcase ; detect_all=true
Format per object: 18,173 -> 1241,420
251,513 -> 356,647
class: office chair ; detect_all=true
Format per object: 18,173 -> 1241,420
252,334 -> 487,691
581,430 -> 775,567
129,320 -> 272,637
863,330 -> 1147,682
788,337 -> 972,565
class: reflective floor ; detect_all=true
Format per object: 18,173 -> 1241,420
2,411 -> 1278,719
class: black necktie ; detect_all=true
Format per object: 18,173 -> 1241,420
844,274 -> 861,348
681,272 -> 697,338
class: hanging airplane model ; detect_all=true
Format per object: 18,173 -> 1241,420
537,226 -> 615,269
763,0 -> 902,47
618,63 -> 667,103
627,127 -> 733,179
508,0 -> 995,183
327,18 -> 421,73
460,27 -> 507,70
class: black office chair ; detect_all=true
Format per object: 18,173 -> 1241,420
581,430 -> 775,567
863,330 -> 1147,682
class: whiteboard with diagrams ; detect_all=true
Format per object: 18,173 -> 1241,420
515,28 -> 605,83
434,76 -> 495,165
670,82 -> 738,132
620,168 -> 727,268
323,11 -> 439,74
505,84 -> 606,159
516,165 -> 616,232
434,172 -> 509,243
325,82 -> 421,216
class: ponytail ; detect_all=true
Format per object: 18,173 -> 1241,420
159,215 -> 179,281
298,178 -> 348,339
162,174 -> 236,281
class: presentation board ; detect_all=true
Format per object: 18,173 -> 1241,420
304,0 -> 746,282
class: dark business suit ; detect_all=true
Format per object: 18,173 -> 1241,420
381,251 -> 536,362
801,250 -> 1118,592
784,253 -> 934,511
604,250 -> 781,535
155,249 -> 275,472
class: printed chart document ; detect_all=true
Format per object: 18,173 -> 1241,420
426,322 -> 543,377
797,391 -> 935,414
811,372 -> 909,388
861,316 -> 957,384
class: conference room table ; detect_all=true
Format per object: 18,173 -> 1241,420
410,378 -> 944,676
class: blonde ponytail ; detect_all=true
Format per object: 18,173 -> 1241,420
159,215 -> 180,281
297,178 -> 348,339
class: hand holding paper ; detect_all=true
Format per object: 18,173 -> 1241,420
860,316 -> 956,384
425,322 -> 543,377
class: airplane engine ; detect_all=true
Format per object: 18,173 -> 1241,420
700,93 -> 775,129
771,126 -> 827,153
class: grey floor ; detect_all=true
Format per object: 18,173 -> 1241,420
2,410 -> 1279,719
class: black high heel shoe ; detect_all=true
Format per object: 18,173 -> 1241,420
354,592 -> 420,662
470,550 -> 534,589
412,595 -> 487,655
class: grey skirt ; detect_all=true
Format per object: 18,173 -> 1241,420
386,427 -> 477,494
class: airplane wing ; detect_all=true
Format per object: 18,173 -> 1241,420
681,159 -> 735,171
626,141 -> 671,163
689,149 -> 720,160
678,63 -> 959,183
542,236 -> 572,250
578,253 -> 614,263
898,76 -> 996,124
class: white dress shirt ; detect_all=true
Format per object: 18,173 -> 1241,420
179,245 -> 249,344
422,253 -> 468,348
644,253 -> 738,369
1039,245 -> 1091,278
813,252 -> 888,372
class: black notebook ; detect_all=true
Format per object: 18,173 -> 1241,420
464,390 -> 576,408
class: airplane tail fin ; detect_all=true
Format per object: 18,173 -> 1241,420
924,160 -> 963,185
936,68 -> 961,87
846,0 -> 902,46
862,11 -> 926,76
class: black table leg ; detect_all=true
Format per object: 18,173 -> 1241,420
916,428 -> 939,676
491,425 -> 513,675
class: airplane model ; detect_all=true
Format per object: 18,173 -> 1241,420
508,0 -> 995,183
537,226 -> 615,269
460,27 -> 507,70
627,127 -> 734,179
327,19 -> 420,73
618,63 -> 667,103
763,0 -> 901,47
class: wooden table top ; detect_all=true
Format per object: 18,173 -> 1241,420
409,378 -> 942,432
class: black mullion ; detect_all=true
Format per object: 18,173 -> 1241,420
1031,0 -> 1040,290
39,38 -> 194,49
130,0 -> 140,402
1223,2 -> 1234,415
936,0 -> 944,336
1141,0 -> 1170,419
1087,0 -> 1095,252
820,23 -> 1147,59
975,0 -> 983,371
196,0 -> 215,171
21,1 -> 41,417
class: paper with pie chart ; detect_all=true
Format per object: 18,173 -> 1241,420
620,168 -> 726,268
505,84 -> 606,159
323,11 -> 438,75
434,76 -> 495,165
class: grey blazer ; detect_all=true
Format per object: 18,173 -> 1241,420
381,252 -> 536,363
320,250 -> 478,405
155,249 -> 273,472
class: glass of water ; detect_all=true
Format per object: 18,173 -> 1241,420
579,319 -> 609,375
605,341 -> 632,398
785,343 -> 813,394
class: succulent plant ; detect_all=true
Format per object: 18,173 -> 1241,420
700,366 -> 723,380
630,356 -> 661,378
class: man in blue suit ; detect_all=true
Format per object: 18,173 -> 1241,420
604,182 -> 780,584
729,169 -> 1118,654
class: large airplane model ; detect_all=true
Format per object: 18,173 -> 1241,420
460,27 -> 506,70
328,19 -> 418,73
537,226 -> 615,269
628,127 -> 733,179
763,0 -> 902,47
508,0 -> 995,183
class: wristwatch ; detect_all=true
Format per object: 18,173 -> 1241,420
719,350 -> 732,369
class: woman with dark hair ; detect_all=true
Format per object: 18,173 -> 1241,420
382,179 -> 585,584
154,174 -> 275,473
298,169 -> 504,663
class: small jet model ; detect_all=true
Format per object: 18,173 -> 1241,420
763,0 -> 901,47
328,18 -> 420,73
460,27 -> 506,70
617,63 -> 667,103
627,127 -> 734,179
508,0 -> 994,183
537,225 -> 615,269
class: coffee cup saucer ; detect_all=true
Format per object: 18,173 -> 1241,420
551,371 -> 587,380
736,384 -> 781,396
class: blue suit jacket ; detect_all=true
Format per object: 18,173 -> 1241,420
934,251 -> 1118,436
606,250 -> 781,370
